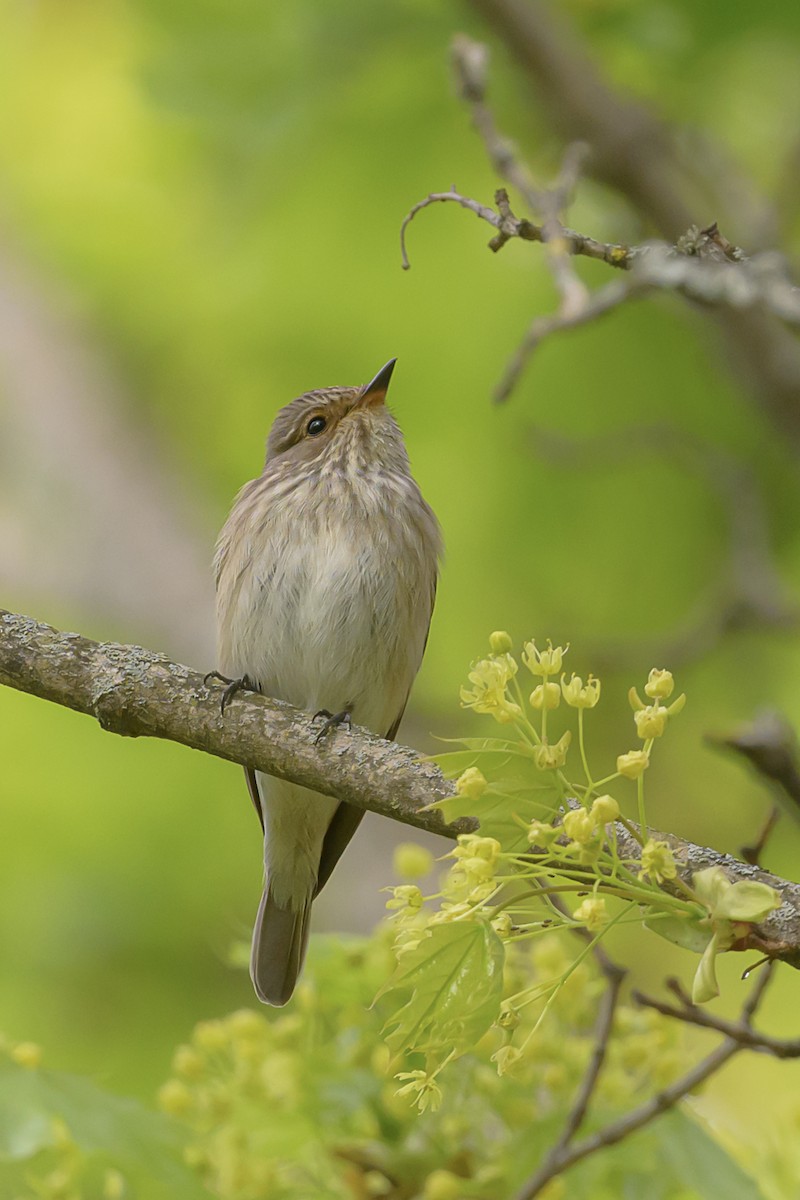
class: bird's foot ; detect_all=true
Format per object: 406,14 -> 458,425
312,708 -> 352,744
204,670 -> 254,715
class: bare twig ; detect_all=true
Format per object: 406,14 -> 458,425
709,708 -> 800,864
2,609 -> 800,962
708,709 -> 800,823
451,33 -> 543,214
399,185 -> 632,270
494,276 -> 640,403
462,0 -> 800,440
553,960 -> 625,1147
514,966 -> 774,1199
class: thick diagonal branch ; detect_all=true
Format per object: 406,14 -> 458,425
2,608 -> 800,966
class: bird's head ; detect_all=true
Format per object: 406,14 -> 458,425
264,360 -> 407,474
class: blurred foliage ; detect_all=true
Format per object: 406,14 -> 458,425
0,929 -> 770,1199
1,0 -> 800,1182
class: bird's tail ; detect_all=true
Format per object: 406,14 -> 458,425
249,885 -> 312,1007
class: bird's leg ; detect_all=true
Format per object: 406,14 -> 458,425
312,708 -> 353,744
204,670 -> 255,715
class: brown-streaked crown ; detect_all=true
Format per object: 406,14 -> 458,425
264,360 -> 400,469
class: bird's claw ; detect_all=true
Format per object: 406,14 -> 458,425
204,670 -> 252,715
312,709 -> 352,744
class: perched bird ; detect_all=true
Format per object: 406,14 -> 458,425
213,360 -> 441,1005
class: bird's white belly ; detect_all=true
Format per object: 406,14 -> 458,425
227,527 -> 420,736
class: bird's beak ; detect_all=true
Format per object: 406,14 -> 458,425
358,358 -> 397,408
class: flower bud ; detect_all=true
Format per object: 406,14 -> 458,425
530,682 -> 561,710
617,750 -> 650,779
645,668 -> 675,699
634,704 -> 668,739
489,630 -> 513,654
563,807 -> 595,844
455,767 -> 488,800
492,912 -> 513,937
423,1169 -> 463,1200
573,896 -> 608,932
498,1004 -> 520,1030
591,794 -> 620,825
393,842 -> 434,879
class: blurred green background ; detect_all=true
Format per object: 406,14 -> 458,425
1,0 -> 799,1166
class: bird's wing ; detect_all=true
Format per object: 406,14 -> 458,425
244,766 -> 265,832
314,802 -> 366,897
315,574 -> 438,897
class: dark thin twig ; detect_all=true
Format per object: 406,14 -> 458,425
514,966 -> 774,1199
634,968 -> 800,1058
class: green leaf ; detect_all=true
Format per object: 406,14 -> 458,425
714,880 -> 781,923
377,921 -> 504,1057
643,909 -> 710,953
692,866 -> 732,911
657,1109 -> 765,1199
0,1061 -> 208,1198
692,932 -> 721,1003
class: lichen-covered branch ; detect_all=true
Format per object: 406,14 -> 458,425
2,608 -> 800,966
0,609 -> 462,840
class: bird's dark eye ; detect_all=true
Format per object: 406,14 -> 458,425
306,416 -> 327,437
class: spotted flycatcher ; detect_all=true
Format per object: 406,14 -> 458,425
213,360 -> 441,1005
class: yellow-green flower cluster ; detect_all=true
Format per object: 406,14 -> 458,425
443,834 -> 502,905
460,654 -> 522,723
628,670 -> 686,740
639,839 -> 678,884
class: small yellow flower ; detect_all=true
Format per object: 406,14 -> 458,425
454,834 -> 501,864
527,818 -> 559,848
157,1079 -> 194,1116
574,895 -> 608,932
523,639 -> 567,677
394,842 -> 434,879
395,1069 -> 443,1113
460,656 -> 522,723
634,704 -> 669,739
193,1019 -> 229,1052
385,884 -> 424,912
530,682 -> 561,710
491,1045 -> 523,1075
364,1171 -> 392,1196
533,730 -> 571,770
617,750 -> 650,779
639,839 -> 677,883
591,794 -> 620,824
492,912 -> 513,937
172,1045 -> 205,1080
563,807 -> 595,845
645,668 -> 675,699
455,767 -> 488,800
11,1042 -> 42,1069
103,1170 -> 126,1200
489,630 -> 513,654
561,673 -> 601,708
423,1169 -> 463,1200
227,1008 -> 266,1039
